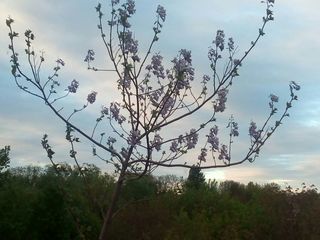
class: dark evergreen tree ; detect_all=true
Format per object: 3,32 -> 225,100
186,166 -> 206,189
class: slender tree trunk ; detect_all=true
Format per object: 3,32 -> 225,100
99,171 -> 125,240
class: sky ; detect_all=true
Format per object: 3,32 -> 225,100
1,0 -> 320,189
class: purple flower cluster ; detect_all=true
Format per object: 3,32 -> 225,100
265,0 -> 275,21
207,126 -> 219,151
149,89 -> 163,107
172,49 -> 194,91
101,106 -> 109,115
68,79 -> 79,93
185,129 -> 198,149
118,9 -> 130,28
119,69 -> 131,89
202,75 -> 210,84
178,135 -> 184,144
214,89 -> 228,112
170,140 -> 178,152
208,48 -> 216,62
214,30 -> 225,51
146,54 -> 165,79
228,121 -> 239,137
126,0 -> 135,15
87,91 -> 97,104
110,102 -> 126,124
228,37 -> 235,51
156,5 -> 166,22
198,148 -> 208,162
269,94 -> 279,102
120,31 -> 138,55
117,0 -> 136,28
107,137 -> 117,145
160,96 -> 175,117
128,129 -> 141,146
218,144 -> 229,161
110,102 -> 120,119
180,49 -> 192,64
208,30 -> 226,62
132,55 -> 140,62
84,49 -> 95,63
151,133 -> 163,151
249,121 -> 260,140
268,94 -> 278,109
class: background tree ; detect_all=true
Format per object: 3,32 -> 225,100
0,146 -> 10,183
185,166 -> 206,190
6,0 -> 300,238
1,164 -> 319,240
0,146 -> 10,173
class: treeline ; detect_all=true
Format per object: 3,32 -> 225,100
0,163 -> 319,240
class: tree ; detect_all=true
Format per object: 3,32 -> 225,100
6,0 -> 300,238
0,146 -> 10,187
186,166 -> 206,190
0,146 -> 10,173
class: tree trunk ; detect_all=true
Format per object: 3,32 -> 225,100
98,172 -> 125,240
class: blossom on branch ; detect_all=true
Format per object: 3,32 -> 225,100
120,31 -> 138,55
68,79 -> 79,93
160,96 -> 175,117
156,5 -> 166,22
198,148 -> 208,162
87,91 -> 97,104
151,134 -> 163,151
214,89 -> 228,112
146,53 -> 165,79
207,126 -> 219,151
249,121 -> 260,140
218,144 -> 229,161
185,129 -> 198,149
110,102 -> 126,124
229,121 -> 239,137
214,30 -> 225,51
84,49 -> 95,62
128,129 -> 141,146
126,0 -> 135,15
172,49 -> 194,91
169,140 -> 179,153
269,94 -> 279,103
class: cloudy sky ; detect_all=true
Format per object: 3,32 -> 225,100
1,0 -> 320,189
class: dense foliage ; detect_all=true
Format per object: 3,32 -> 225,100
0,164 -> 319,240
